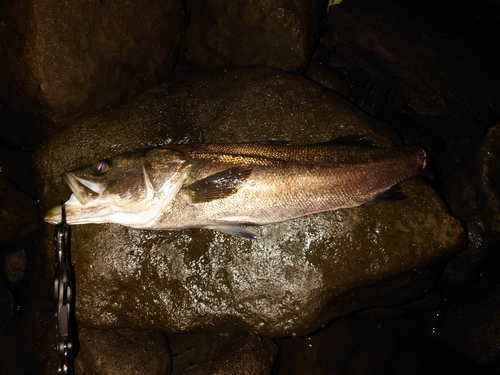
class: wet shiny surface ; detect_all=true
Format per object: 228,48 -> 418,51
34,66 -> 464,336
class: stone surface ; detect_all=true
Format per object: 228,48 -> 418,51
0,0 -> 183,147
169,333 -> 277,375
75,327 -> 171,375
0,176 -> 41,246
178,0 -> 325,73
439,123 -> 500,294
34,66 -> 464,337
3,247 -> 27,284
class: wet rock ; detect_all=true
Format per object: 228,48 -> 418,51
75,327 -> 170,375
0,0 -> 183,146
306,0 -> 500,177
3,247 -> 27,284
178,0 -> 325,73
436,255 -> 500,372
0,176 -> 40,246
440,123 -> 500,294
169,333 -> 276,375
34,66 -> 464,337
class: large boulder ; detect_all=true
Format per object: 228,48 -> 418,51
178,0 -> 325,73
168,333 -> 277,375
75,328 -> 171,375
34,66 -> 464,337
0,0 -> 183,148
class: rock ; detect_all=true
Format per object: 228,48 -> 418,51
75,327 -> 171,375
168,333 -> 276,374
0,0 -> 183,147
34,66 -> 464,337
440,123 -> 500,294
178,0 -> 325,73
3,247 -> 27,284
436,256 -> 500,372
306,0 -> 500,179
0,176 -> 41,246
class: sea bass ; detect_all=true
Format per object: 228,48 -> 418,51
45,137 -> 427,239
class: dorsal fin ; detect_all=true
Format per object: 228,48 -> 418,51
313,135 -> 376,147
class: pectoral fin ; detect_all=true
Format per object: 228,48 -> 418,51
185,166 -> 253,203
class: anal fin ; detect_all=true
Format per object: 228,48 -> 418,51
206,225 -> 261,240
365,185 -> 406,205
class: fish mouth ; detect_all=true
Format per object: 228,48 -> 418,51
44,194 -> 85,224
43,173 -> 109,224
63,173 -> 107,205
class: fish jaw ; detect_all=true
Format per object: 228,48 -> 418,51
45,164 -> 189,227
63,172 -> 107,205
44,193 -> 121,224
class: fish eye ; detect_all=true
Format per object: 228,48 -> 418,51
94,160 -> 110,174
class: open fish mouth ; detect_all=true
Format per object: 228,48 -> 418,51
44,174 -> 109,224
63,173 -> 107,205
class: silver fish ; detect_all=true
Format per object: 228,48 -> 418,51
45,137 -> 427,239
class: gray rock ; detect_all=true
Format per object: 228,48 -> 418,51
75,328 -> 170,375
178,0 -> 325,73
0,0 -> 183,145
34,66 -> 464,337
168,333 -> 276,375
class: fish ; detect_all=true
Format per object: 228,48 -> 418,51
44,136 -> 427,239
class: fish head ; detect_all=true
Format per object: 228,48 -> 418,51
45,148 -> 189,226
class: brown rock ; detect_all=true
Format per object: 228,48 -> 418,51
0,0 -> 183,145
178,0 -> 325,73
168,333 -> 276,375
75,328 -> 171,375
3,247 -> 27,284
34,66 -> 464,337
